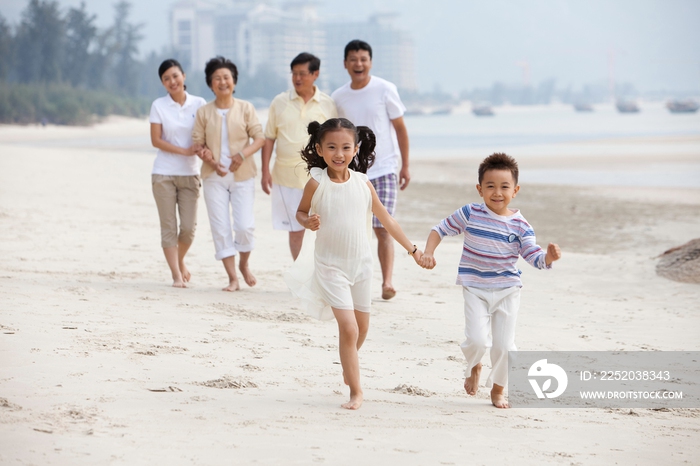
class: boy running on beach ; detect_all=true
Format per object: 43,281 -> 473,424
420,153 -> 561,408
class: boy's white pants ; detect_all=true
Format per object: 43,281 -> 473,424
202,173 -> 255,260
461,286 -> 520,388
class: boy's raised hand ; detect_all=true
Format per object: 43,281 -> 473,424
545,243 -> 562,266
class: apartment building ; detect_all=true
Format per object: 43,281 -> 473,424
170,1 -> 416,94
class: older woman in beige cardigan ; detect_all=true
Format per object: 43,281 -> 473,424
193,56 -> 265,291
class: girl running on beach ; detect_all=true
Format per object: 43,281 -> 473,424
285,118 -> 426,410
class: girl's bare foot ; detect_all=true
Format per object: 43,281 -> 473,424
180,262 -> 191,283
491,384 -> 509,408
341,391 -> 363,410
464,363 -> 482,396
239,264 -> 257,287
223,279 -> 240,292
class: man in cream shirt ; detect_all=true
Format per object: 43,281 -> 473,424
262,52 -> 337,259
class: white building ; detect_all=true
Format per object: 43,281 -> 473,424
169,1 -> 416,94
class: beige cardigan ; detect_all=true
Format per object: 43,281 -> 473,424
192,99 -> 264,181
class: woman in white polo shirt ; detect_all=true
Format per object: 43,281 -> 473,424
149,59 -> 207,288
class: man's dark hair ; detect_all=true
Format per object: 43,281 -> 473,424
344,39 -> 372,60
290,52 -> 320,73
478,153 -> 519,185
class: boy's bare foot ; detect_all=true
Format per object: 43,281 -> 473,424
464,363 -> 482,396
491,384 -> 509,409
180,262 -> 191,283
223,279 -> 241,292
341,391 -> 363,410
381,285 -> 396,300
239,264 -> 257,287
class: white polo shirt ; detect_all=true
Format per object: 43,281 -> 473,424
332,76 -> 406,180
149,92 -> 207,176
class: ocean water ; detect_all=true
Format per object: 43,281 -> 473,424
407,102 -> 700,151
6,101 -> 698,187
406,102 -> 700,188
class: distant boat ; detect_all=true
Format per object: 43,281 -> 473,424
430,106 -> 452,115
616,100 -> 640,113
472,105 -> 494,116
573,103 -> 594,112
404,107 -> 428,117
667,99 -> 699,113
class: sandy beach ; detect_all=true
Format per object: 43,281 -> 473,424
1,117 -> 699,465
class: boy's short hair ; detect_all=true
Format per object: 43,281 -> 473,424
478,153 -> 519,184
344,39 -> 372,60
290,52 -> 320,73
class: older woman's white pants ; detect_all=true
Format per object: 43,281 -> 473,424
460,286 -> 520,388
202,173 -> 255,260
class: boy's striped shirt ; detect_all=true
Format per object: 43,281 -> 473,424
433,203 -> 549,288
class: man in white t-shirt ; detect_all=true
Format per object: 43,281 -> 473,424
331,39 -> 410,300
262,52 -> 337,260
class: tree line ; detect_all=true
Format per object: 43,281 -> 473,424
0,0 -> 154,125
0,0 -> 294,125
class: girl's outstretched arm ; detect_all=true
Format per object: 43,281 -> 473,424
296,178 -> 320,230
367,182 -> 423,265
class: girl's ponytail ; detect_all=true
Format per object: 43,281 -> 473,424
307,120 -> 321,136
350,126 -> 376,174
300,121 -> 325,172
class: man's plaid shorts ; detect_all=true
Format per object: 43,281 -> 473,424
370,173 -> 397,228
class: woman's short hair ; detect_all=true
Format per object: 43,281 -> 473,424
204,56 -> 238,87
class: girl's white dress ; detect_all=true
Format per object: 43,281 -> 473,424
284,167 -> 373,320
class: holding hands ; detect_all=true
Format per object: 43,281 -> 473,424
228,151 -> 245,173
184,143 -> 201,156
197,146 -> 214,164
196,146 -> 229,177
411,248 -> 428,268
419,253 -> 436,269
545,243 -> 562,266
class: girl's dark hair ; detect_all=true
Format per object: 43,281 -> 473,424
158,58 -> 187,91
300,118 -> 375,174
204,55 -> 238,88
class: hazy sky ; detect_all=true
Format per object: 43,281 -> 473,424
2,0 -> 699,93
